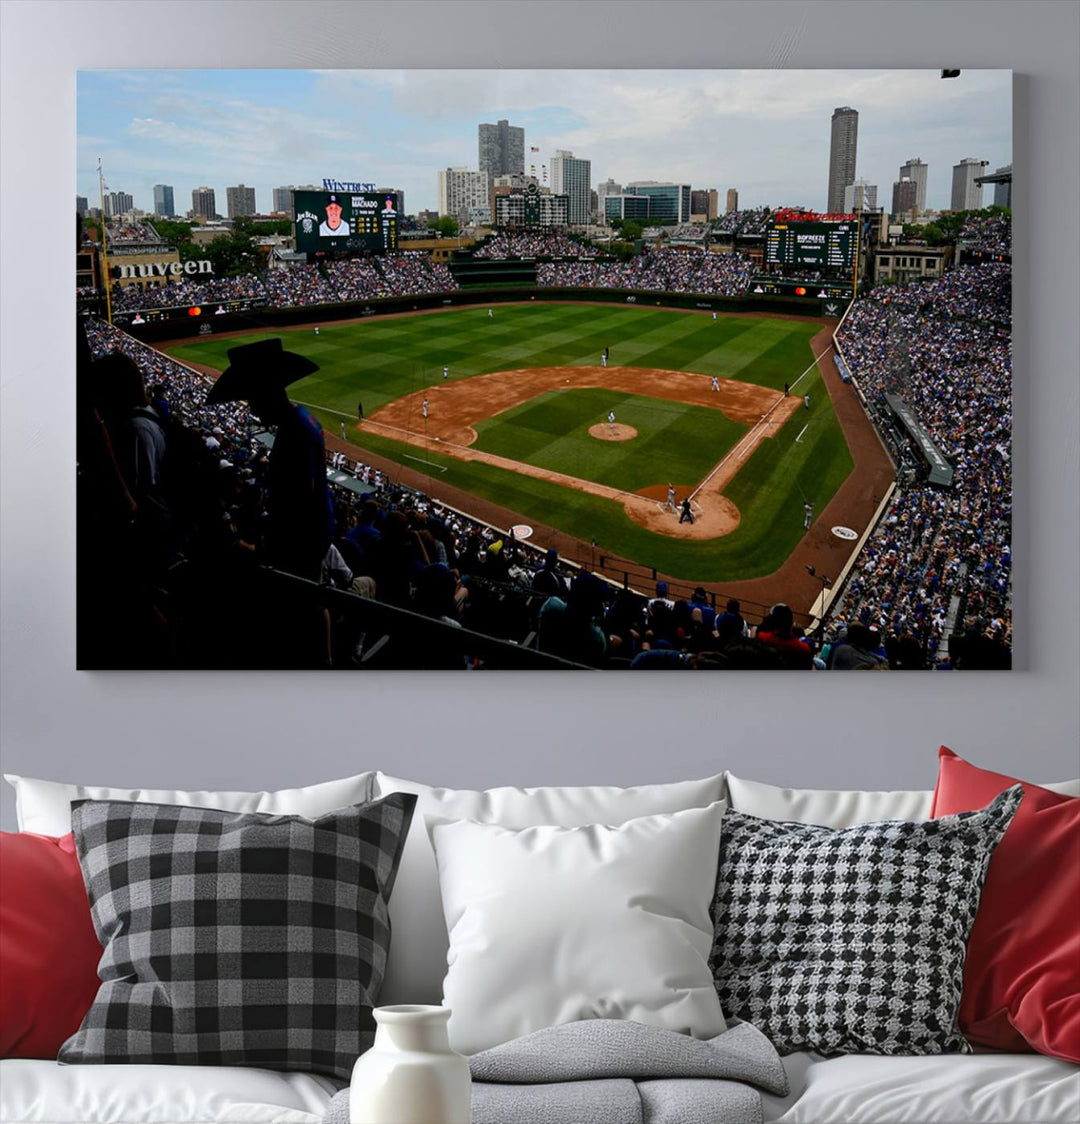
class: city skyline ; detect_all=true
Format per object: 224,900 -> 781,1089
77,69 -> 1011,217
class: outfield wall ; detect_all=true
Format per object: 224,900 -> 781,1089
121,287 -> 826,345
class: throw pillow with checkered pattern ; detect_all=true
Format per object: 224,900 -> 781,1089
59,793 -> 416,1080
710,785 -> 1023,1057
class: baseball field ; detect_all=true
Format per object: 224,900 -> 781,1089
166,303 -> 855,583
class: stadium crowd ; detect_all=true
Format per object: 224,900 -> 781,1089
106,252 -> 461,313
832,261 -> 1013,666
106,221 -> 165,244
473,231 -> 590,258
538,247 -> 753,297
712,207 -> 772,238
959,212 -> 1012,257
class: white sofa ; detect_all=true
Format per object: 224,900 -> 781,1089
2,769 -> 1078,1124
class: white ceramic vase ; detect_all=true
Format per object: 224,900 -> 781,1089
350,1005 -> 471,1124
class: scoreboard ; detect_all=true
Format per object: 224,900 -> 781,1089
765,221 -> 856,270
293,190 -> 399,254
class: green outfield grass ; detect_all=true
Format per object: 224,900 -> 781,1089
166,303 -> 851,580
472,388 -> 748,492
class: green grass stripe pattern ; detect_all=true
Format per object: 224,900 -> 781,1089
167,304 -> 849,581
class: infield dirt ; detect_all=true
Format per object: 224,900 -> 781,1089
364,364 -> 800,541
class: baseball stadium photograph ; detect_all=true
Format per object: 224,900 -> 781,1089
75,68 -> 1014,670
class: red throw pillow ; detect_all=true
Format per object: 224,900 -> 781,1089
0,832 -> 102,1057
932,746 -> 1080,1062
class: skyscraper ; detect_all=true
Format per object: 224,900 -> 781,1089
192,187 -> 217,220
951,159 -> 988,211
827,107 -> 859,213
691,190 -> 718,220
272,186 -> 295,214
899,158 -> 928,210
437,168 -> 489,223
76,195 -> 89,216
104,192 -> 133,218
892,178 -> 918,217
993,165 -> 1012,208
153,184 -> 175,217
226,184 -> 257,218
478,119 -> 525,180
550,150 -> 592,225
726,188 -> 739,214
596,179 -> 622,224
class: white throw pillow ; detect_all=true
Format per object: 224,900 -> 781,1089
430,802 -> 728,1055
372,772 -> 725,1005
723,771 -> 1080,828
3,772 -> 376,836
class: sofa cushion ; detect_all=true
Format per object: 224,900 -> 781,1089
59,795 -> 415,1081
3,772 -> 376,836
0,832 -> 102,1058
761,1050 -> 1080,1123
372,771 -> 726,1005
710,786 -> 1023,1056
932,747 -> 1080,1062
723,770 -> 1080,828
430,802 -> 727,1055
0,1058 -> 338,1124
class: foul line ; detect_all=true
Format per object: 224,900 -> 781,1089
795,424 -> 809,443
403,455 -> 447,472
688,343 -> 834,505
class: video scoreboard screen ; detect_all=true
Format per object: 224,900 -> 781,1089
765,221 -> 855,270
293,190 -> 399,254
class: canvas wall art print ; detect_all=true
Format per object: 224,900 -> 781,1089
76,68 -> 1013,670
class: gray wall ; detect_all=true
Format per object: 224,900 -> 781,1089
2,1 -> 1077,830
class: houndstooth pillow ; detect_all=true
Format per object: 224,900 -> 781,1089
59,793 -> 416,1080
710,785 -> 1022,1057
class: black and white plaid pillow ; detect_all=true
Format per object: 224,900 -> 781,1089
710,785 -> 1022,1057
59,793 -> 416,1080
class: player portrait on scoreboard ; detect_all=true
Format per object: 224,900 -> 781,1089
319,193 -> 349,237
382,195 -> 396,214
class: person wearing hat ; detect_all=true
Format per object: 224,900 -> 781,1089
206,338 -> 331,580
320,194 -> 350,238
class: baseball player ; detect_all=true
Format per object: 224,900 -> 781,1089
679,497 -> 695,524
804,394 -> 810,411
607,409 -> 616,432
314,326 -> 320,336
422,397 -> 429,420
665,484 -> 677,513
804,501 -> 813,529
340,421 -> 346,440
784,382 -> 790,397
488,308 -> 493,318
712,311 -> 717,321
601,351 -> 608,368
443,366 -> 449,380
711,376 -> 720,392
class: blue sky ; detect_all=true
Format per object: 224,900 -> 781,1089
77,69 -> 1012,216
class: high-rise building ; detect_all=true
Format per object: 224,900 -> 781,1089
596,179 -> 622,224
437,168 -> 489,224
104,191 -> 134,218
899,158 -> 928,210
76,195 -> 89,216
478,119 -> 525,180
726,188 -> 739,214
604,195 -> 651,223
192,187 -> 217,220
843,180 -> 878,212
153,184 -> 175,217
951,158 -> 988,211
226,184 -> 257,218
827,107 -> 859,213
891,178 -> 918,217
690,189 -> 718,220
550,150 -> 592,225
625,181 -> 691,223
272,186 -> 295,213
993,164 -> 1012,208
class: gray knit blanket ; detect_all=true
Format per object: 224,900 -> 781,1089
324,1018 -> 788,1124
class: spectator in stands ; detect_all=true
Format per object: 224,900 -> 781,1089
829,623 -> 889,670
756,603 -> 814,669
538,572 -> 611,667
206,339 -> 331,581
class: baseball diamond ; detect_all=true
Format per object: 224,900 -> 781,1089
166,302 -> 886,594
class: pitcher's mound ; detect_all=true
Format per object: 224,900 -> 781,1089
589,423 -> 638,442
